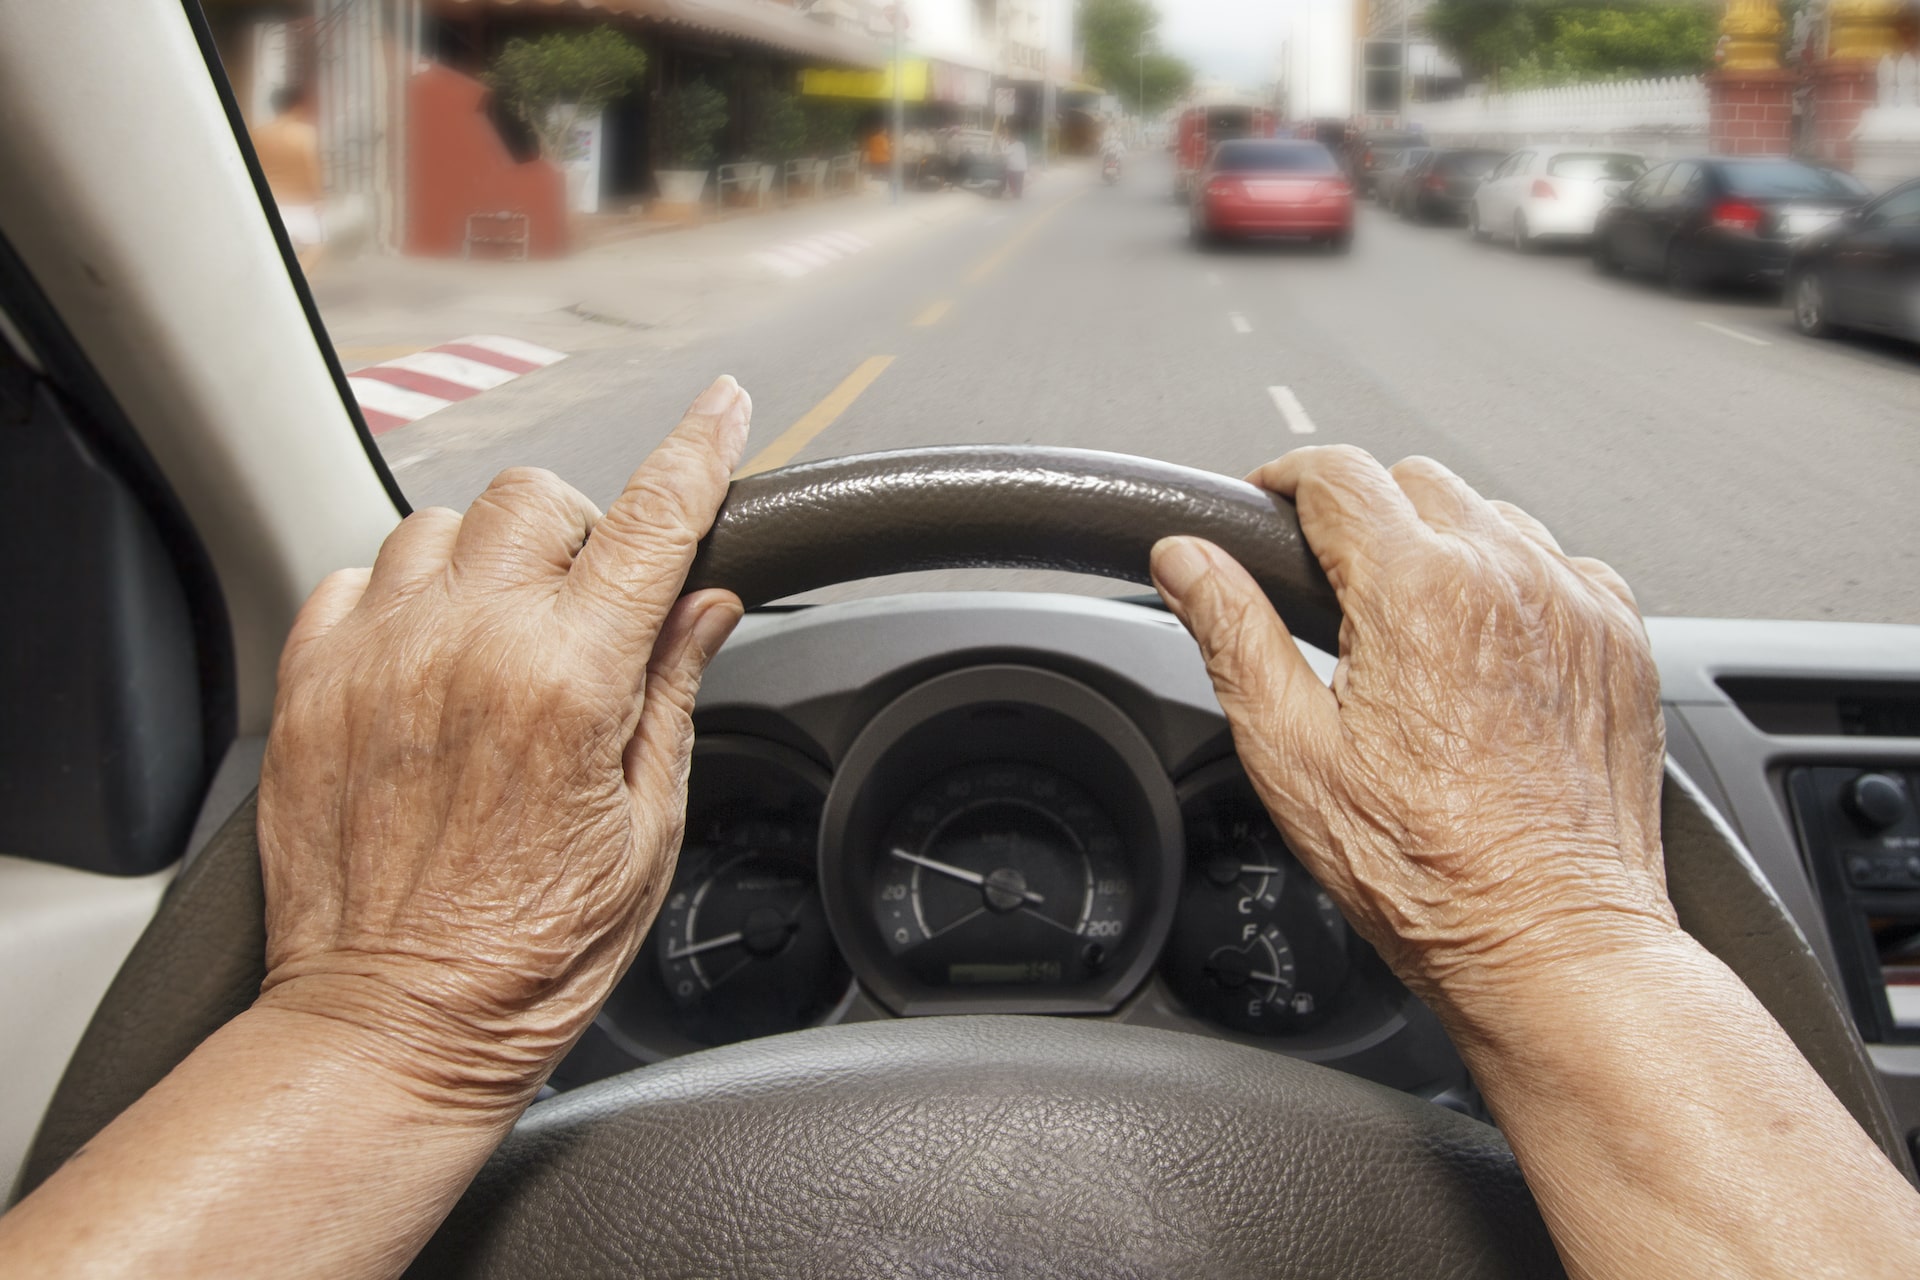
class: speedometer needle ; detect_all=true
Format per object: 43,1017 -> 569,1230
889,848 -> 1045,905
665,931 -> 744,960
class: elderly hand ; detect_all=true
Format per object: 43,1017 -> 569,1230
255,375 -> 751,1106
1150,447 -> 1677,1007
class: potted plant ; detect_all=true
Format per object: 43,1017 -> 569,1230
484,29 -> 648,212
654,80 -> 727,205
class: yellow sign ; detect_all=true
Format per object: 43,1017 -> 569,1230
801,60 -> 929,102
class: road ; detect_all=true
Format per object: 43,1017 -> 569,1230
368,152 -> 1920,625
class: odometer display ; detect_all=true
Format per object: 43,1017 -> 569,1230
873,762 -> 1132,990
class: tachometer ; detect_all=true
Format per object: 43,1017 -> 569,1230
656,820 -> 840,1045
601,737 -> 851,1057
874,762 -> 1132,989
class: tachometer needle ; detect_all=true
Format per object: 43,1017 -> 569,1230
665,931 -> 744,960
890,848 -> 1045,905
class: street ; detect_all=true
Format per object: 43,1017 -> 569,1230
352,152 -> 1920,625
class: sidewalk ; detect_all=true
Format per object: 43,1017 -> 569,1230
309,179 -> 1028,366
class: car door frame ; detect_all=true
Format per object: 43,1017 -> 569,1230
1610,161 -> 1672,270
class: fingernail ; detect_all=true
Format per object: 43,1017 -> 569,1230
1151,537 -> 1212,601
691,595 -> 743,657
691,374 -> 740,417
721,385 -> 753,466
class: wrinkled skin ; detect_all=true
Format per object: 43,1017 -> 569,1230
1151,447 -> 1677,1005
256,376 -> 752,1103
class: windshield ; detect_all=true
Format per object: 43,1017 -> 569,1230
1719,162 -> 1871,199
1547,153 -> 1646,181
223,0 -> 1918,625
1213,142 -> 1339,173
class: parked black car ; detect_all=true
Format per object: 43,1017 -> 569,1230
1371,146 -> 1431,210
1788,177 -> 1920,345
1351,130 -> 1426,196
1591,156 -> 1869,291
1394,148 -> 1505,222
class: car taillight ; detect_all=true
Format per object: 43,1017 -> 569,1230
1206,179 -> 1235,198
1711,199 -> 1763,234
1423,173 -> 1445,190
1313,179 -> 1352,200
1531,178 -> 1556,199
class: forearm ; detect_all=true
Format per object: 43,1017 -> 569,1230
0,1002 -> 524,1280
1437,921 -> 1920,1280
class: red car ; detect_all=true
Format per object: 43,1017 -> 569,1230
1189,139 -> 1354,251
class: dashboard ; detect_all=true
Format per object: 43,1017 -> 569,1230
553,593 -> 1465,1105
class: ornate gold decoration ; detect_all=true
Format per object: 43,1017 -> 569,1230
1720,0 -> 1786,71
1826,0 -> 1905,61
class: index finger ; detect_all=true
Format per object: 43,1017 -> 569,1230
1248,445 -> 1426,592
560,376 -> 752,666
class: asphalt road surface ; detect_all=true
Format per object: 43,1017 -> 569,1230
370,152 -> 1920,625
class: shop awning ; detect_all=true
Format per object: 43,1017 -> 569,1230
434,0 -> 888,68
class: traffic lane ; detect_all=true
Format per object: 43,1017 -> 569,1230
380,185 -> 1052,514
1195,202 -> 1920,624
769,165 -> 1919,623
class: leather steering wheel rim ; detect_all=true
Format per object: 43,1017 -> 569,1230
20,448 -> 1911,1277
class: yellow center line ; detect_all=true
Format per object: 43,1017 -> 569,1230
912,299 -> 953,327
965,190 -> 1085,284
735,355 -> 895,478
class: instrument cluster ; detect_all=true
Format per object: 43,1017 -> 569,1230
592,664 -> 1411,1069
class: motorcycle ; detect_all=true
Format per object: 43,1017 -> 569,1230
1101,153 -> 1122,185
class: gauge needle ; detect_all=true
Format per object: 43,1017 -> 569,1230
1247,971 -> 1290,986
889,848 -> 1045,905
1239,865 -> 1284,876
665,930 -> 744,960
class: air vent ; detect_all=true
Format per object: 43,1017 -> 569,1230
1719,678 -> 1920,738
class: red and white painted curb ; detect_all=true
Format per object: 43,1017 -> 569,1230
752,230 -> 873,279
348,335 -> 567,435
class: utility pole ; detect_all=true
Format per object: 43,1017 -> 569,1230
1041,0 -> 1056,169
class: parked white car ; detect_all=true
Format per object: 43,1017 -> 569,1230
1469,147 -> 1648,250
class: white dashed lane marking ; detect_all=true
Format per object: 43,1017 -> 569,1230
1695,319 -> 1771,347
1229,311 -> 1252,334
1268,385 -> 1317,435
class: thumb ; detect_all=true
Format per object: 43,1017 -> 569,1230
1150,537 -> 1340,771
625,590 -> 744,808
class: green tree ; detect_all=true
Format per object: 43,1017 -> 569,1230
484,28 -> 648,161
656,80 -> 728,169
1078,0 -> 1193,113
1426,0 -> 1718,88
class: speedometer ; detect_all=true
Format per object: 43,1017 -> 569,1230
874,762 -> 1132,989
819,664 -> 1183,1017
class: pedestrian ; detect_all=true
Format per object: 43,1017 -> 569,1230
1003,130 -> 1028,199
250,83 -> 325,271
865,126 -> 892,180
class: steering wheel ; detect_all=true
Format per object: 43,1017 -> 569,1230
20,448 -> 1909,1277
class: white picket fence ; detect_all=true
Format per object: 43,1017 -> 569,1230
1857,54 -> 1920,190
1408,76 -> 1710,159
